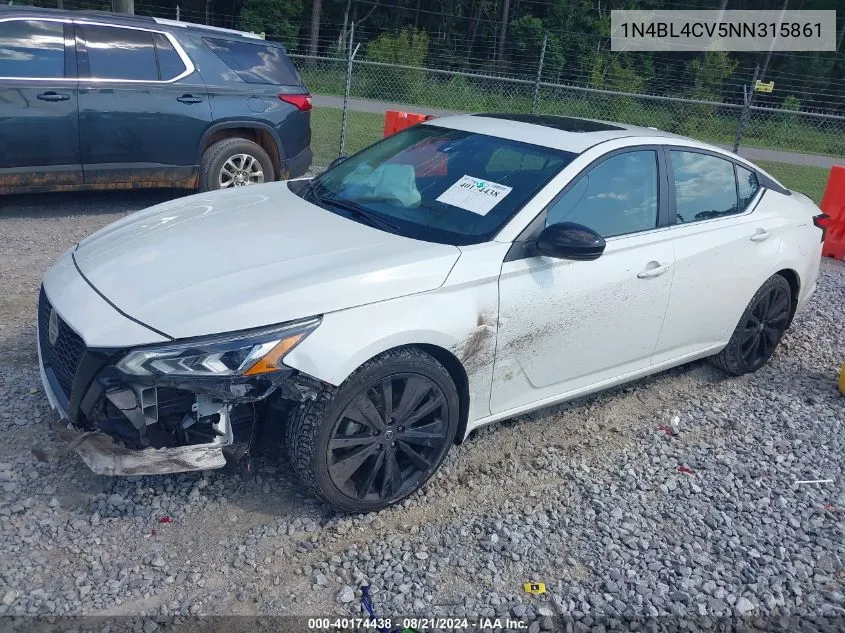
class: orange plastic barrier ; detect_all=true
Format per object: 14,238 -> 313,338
820,165 -> 845,260
383,110 -> 434,137
383,110 -> 400,136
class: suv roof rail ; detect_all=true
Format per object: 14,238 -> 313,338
0,6 -> 264,39
0,5 -> 156,20
0,3 -> 53,9
79,9 -> 154,19
152,17 -> 265,40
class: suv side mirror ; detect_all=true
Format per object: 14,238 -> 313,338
533,222 -> 606,261
327,156 -> 346,170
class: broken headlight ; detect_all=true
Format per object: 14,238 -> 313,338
115,317 -> 321,378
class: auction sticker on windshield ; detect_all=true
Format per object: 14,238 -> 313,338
436,175 -> 513,215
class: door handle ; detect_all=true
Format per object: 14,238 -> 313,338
750,229 -> 771,242
637,261 -> 670,279
177,95 -> 203,104
37,92 -> 70,102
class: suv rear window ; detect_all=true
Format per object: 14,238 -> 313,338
152,32 -> 187,81
0,20 -> 65,79
203,37 -> 301,86
77,24 -> 158,81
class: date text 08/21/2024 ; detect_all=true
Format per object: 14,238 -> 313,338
307,617 -> 529,631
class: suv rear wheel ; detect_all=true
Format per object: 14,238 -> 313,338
199,138 -> 274,192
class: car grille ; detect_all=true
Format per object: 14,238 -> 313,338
38,286 -> 87,402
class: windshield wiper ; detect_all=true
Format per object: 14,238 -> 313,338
318,196 -> 401,233
303,177 -> 321,202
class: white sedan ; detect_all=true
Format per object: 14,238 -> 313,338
37,113 -> 826,512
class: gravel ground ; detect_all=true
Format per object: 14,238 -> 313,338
0,189 -> 843,631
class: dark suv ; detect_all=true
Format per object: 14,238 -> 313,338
0,6 -> 312,195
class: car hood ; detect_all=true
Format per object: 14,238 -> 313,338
73,182 -> 461,340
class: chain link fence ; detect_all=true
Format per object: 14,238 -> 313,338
741,107 -> 845,202
292,52 -> 844,203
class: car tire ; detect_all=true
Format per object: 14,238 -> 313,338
709,274 -> 793,376
199,138 -> 274,192
285,347 -> 460,513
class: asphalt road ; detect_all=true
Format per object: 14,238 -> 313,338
312,94 -> 844,170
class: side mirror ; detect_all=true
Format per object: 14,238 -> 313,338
533,222 -> 606,261
327,156 -> 346,170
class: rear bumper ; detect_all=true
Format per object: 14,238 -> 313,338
282,145 -> 312,178
794,241 -> 823,316
796,279 -> 817,315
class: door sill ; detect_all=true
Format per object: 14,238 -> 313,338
467,345 -> 723,436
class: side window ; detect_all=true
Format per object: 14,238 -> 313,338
152,33 -> 186,81
78,25 -> 157,81
545,150 -> 659,238
737,165 -> 760,210
670,151 -> 739,223
0,20 -> 65,79
203,37 -> 301,85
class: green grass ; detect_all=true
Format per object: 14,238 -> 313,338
755,160 -> 831,203
297,64 -> 845,158
310,107 -> 386,169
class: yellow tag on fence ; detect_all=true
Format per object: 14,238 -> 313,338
523,582 -> 546,594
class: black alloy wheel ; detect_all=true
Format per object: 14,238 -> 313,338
328,373 -> 450,502
285,347 -> 460,512
738,284 -> 791,368
710,274 -> 793,375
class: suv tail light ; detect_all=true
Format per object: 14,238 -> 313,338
813,213 -> 831,242
279,94 -> 312,111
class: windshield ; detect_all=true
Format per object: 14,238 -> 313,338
303,125 -> 578,245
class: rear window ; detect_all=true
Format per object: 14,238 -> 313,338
0,19 -> 65,79
153,32 -> 186,81
736,165 -> 760,210
203,37 -> 301,85
78,24 -> 158,81
670,150 -> 739,223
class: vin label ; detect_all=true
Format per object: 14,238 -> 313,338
611,10 -> 836,52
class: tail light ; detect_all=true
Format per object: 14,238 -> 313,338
278,94 -> 312,111
813,213 -> 831,242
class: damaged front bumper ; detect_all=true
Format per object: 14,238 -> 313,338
38,347 -> 315,475
36,288 -> 322,476
38,339 -> 263,475
49,421 -> 236,476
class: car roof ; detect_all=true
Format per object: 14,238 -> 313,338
424,112 -> 789,191
0,6 -> 266,41
425,113 -> 697,154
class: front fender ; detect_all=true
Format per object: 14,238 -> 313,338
284,280 -> 500,424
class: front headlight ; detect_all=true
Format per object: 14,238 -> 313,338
115,317 -> 321,377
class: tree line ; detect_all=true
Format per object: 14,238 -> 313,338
28,0 -> 845,113
211,0 -> 845,113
